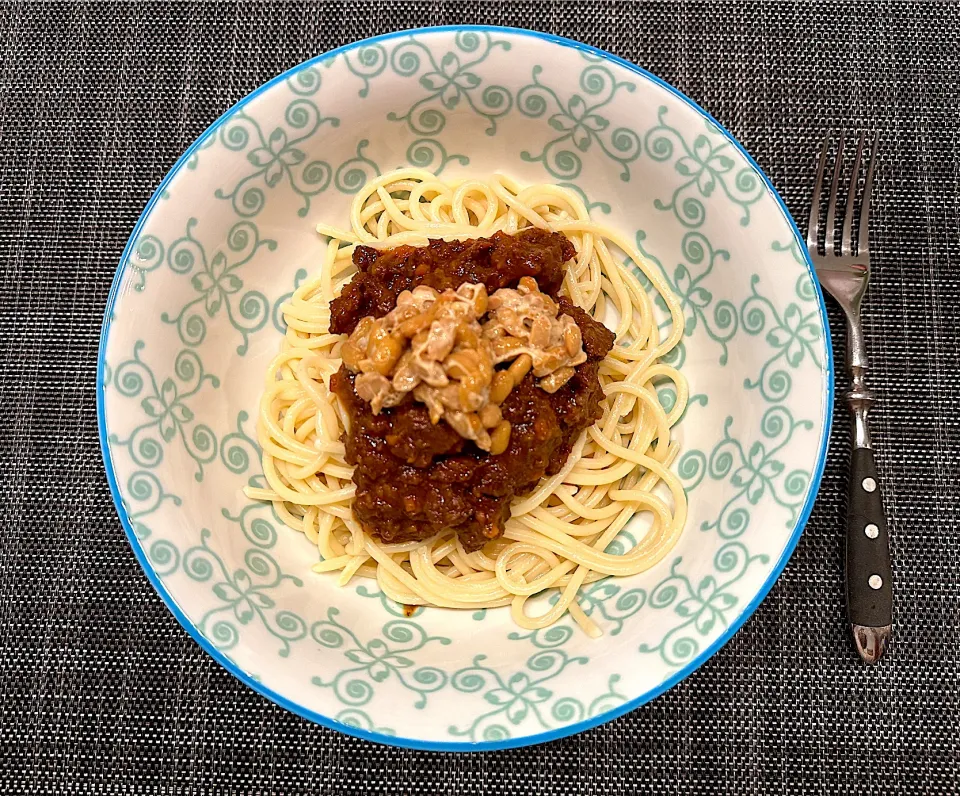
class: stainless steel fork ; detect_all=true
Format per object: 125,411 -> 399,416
807,132 -> 892,664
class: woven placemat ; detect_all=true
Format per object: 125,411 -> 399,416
1,2 -> 957,793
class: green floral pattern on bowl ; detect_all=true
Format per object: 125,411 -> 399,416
98,27 -> 831,751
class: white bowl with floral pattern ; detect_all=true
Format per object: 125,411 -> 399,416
98,26 -> 832,750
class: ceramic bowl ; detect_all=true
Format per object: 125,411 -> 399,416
98,26 -> 832,750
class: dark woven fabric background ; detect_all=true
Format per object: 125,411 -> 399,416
1,1 -> 958,793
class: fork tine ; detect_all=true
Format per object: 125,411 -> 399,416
807,132 -> 829,252
841,132 -> 865,256
824,131 -> 845,256
859,132 -> 879,256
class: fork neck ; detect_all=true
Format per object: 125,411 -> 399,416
847,366 -> 873,450
846,313 -> 868,373
845,312 -> 873,450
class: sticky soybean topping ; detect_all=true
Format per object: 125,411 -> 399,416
341,276 -> 590,452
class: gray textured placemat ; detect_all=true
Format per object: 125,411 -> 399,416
1,1 -> 958,793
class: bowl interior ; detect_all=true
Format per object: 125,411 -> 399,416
100,27 -> 830,749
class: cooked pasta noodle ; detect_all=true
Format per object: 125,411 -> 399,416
246,168 -> 687,637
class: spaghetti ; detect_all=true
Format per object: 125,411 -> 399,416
246,169 -> 687,637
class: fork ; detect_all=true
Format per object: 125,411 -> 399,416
807,132 -> 892,664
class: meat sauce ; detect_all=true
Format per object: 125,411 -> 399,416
328,229 -> 615,551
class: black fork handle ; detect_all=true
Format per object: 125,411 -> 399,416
845,446 -> 893,662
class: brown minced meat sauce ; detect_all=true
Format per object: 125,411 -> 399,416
329,229 -> 615,551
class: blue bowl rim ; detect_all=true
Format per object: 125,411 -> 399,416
96,24 -> 834,753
